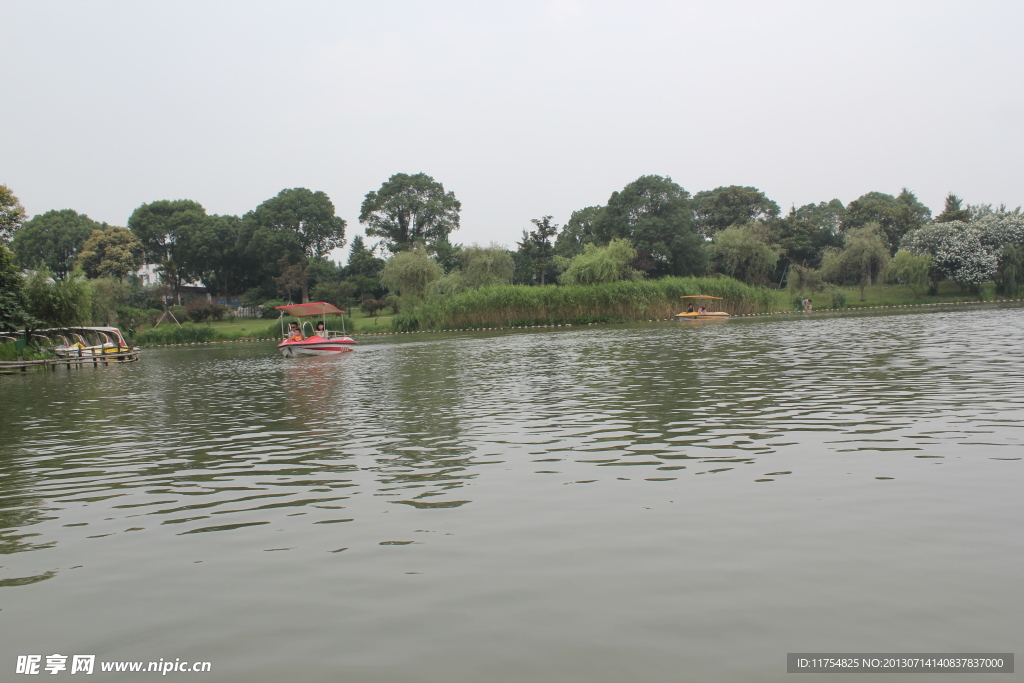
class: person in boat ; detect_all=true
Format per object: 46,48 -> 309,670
698,305 -> 707,314
288,322 -> 304,341
686,303 -> 695,313
315,321 -> 326,336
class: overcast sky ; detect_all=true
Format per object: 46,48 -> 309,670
3,0 -> 1022,261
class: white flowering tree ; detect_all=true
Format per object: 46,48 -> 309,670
974,209 -> 1024,295
900,221 -> 999,293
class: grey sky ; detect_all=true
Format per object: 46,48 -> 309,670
3,0 -> 1022,261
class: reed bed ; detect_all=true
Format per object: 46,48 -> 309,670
133,323 -> 220,346
399,277 -> 782,331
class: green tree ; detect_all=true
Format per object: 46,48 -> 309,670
775,199 -> 846,266
379,245 -> 444,302
516,216 -> 559,285
820,223 -> 891,300
360,173 -> 461,253
460,243 -> 515,288
934,193 -> 971,223
345,236 -> 384,279
555,206 -> 603,258
77,226 -> 144,280
692,185 -> 780,237
128,199 -> 208,299
128,199 -> 206,264
175,214 -> 246,296
0,185 -> 27,245
559,239 -> 643,286
843,189 -> 930,254
11,209 -> 101,279
23,269 -> 93,326
243,188 -> 347,302
884,250 -> 932,297
430,237 -> 463,273
593,175 -> 705,278
0,245 -> 34,331
708,223 -> 782,286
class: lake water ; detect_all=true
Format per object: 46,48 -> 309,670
2,305 -> 1022,682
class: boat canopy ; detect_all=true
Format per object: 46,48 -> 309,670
275,302 -> 345,317
679,295 -> 723,300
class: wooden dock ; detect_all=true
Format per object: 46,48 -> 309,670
0,349 -> 140,374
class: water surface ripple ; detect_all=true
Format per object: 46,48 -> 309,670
2,306 -> 1022,681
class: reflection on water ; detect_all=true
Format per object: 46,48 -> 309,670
1,305 -> 1022,681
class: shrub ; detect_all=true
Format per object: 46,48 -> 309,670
361,299 -> 386,316
831,291 -> 847,309
261,299 -> 289,318
391,313 -> 420,332
184,299 -> 221,323
168,305 -> 187,324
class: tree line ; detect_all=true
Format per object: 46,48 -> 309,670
3,173 -> 1024,332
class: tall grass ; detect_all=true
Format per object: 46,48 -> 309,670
398,277 -> 783,331
133,324 -> 219,345
132,316 -> 367,346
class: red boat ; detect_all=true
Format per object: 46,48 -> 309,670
275,302 -> 357,357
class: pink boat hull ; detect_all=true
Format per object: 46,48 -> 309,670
277,335 -> 357,357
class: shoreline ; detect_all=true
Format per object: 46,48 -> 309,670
138,296 -> 1024,346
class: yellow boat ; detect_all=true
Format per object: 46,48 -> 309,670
675,295 -> 730,320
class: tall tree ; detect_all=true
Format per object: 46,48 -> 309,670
342,235 -> 386,300
516,216 -> 559,285
934,193 -> 971,223
76,226 -> 144,280
243,188 -> 346,302
843,189 -> 930,255
555,206 -> 603,258
593,175 -> 705,278
128,199 -> 207,265
0,185 -> 27,245
11,209 -> 102,279
175,214 -> 246,295
0,245 -> 34,331
128,199 -> 207,300
692,185 -> 781,237
775,199 -> 846,266
360,173 -> 460,253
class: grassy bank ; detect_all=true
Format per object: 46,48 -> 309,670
398,277 -> 785,331
131,312 -> 395,346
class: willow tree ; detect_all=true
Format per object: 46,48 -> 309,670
558,239 -> 643,286
708,222 -> 782,286
820,223 -> 890,300
884,250 -> 932,297
380,245 -> 444,302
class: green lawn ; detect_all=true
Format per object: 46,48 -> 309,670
861,281 -> 996,305
789,281 -> 1010,310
